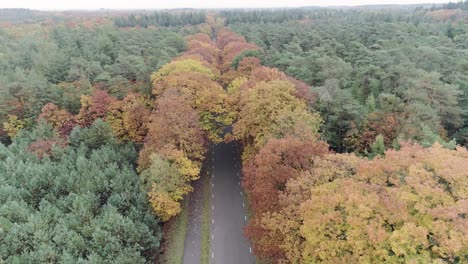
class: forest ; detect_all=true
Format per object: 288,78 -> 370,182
0,3 -> 467,264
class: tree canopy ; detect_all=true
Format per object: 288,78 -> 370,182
0,8 -> 467,264
0,120 -> 161,263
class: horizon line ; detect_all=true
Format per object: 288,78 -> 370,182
0,2 -> 447,12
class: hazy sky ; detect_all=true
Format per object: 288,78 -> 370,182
0,0 -> 454,10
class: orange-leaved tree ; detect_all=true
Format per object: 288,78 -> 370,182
256,143 -> 467,263
138,90 -> 207,220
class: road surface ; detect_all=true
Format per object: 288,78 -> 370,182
182,166 -> 206,264
210,141 -> 255,264
182,141 -> 254,264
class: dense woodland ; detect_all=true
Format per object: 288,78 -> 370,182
0,5 -> 467,263
227,8 -> 468,152
114,11 -> 206,28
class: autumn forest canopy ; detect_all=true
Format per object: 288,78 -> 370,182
0,3 -> 467,263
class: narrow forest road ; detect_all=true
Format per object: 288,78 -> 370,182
210,141 -> 255,264
182,141 -> 255,264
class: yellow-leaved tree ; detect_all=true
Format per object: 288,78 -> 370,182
233,80 -> 322,160
3,114 -> 25,138
255,143 -> 468,263
141,154 -> 193,221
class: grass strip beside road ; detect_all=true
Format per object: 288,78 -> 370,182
161,198 -> 189,264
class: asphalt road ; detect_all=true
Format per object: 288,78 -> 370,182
182,168 -> 205,264
210,142 -> 255,264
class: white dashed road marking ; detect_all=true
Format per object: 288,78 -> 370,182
208,144 -> 253,262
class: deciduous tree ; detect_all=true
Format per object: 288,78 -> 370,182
153,71 -> 229,142
141,154 -> 193,221
233,80 -> 322,159
2,114 -> 25,138
138,92 -> 206,172
39,103 -> 77,137
151,59 -> 217,87
106,93 -> 151,143
255,144 -> 468,263
76,90 -> 114,127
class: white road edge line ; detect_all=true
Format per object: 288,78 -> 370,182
250,247 -> 252,253
244,215 -> 247,221
212,205 -> 214,210
212,252 -> 214,259
240,192 -> 242,196
242,202 -> 245,208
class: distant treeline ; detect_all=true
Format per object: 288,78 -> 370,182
0,9 -> 51,23
221,9 -> 310,24
441,0 -> 468,10
114,11 -> 206,27
220,8 -> 423,24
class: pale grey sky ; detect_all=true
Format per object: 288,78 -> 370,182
0,0 -> 455,10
